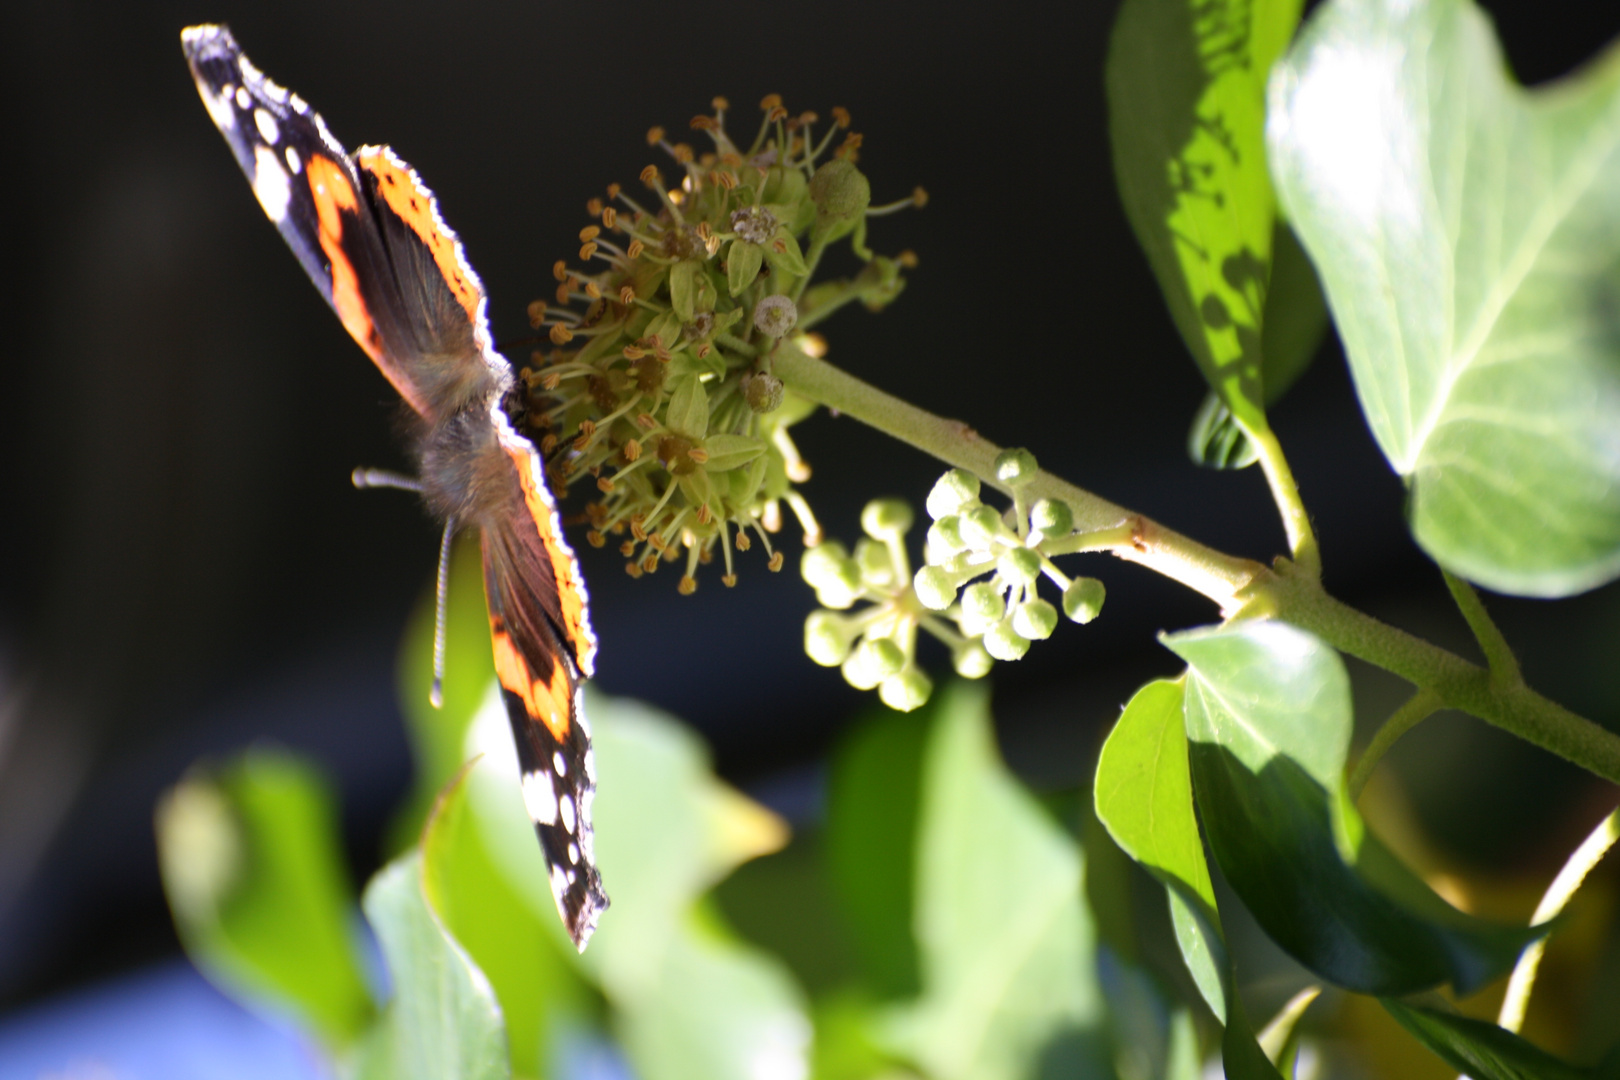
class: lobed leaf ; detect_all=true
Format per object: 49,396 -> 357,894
1268,0 -> 1620,595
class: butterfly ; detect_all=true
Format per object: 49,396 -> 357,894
181,23 -> 607,948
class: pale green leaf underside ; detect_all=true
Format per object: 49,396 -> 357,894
1268,0 -> 1620,595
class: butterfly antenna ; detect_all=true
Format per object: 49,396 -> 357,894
351,467 -> 422,492
430,518 -> 455,709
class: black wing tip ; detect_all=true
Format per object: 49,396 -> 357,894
180,23 -> 235,61
565,874 -> 610,952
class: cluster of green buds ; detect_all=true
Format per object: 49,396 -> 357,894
803,449 -> 1108,710
517,95 -> 925,593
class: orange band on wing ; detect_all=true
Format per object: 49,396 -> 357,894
357,148 -> 484,328
306,153 -> 433,417
505,441 -> 592,669
491,625 -> 572,743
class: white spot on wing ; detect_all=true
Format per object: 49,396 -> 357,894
521,770 -> 558,826
196,80 -> 237,131
254,108 -> 280,145
568,842 -> 579,864
558,793 -> 577,834
553,750 -> 567,777
549,865 -> 569,903
285,146 -> 302,174
251,145 -> 291,223
235,86 -> 251,109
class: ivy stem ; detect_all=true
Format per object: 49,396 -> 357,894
1347,688 -> 1443,801
771,342 -> 1269,610
772,343 -> 1620,786
1498,805 -> 1620,1034
1442,569 -> 1523,687
1243,419 -> 1321,580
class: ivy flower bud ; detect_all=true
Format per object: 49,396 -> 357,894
855,538 -> 895,589
982,617 -> 1030,661
952,641 -> 994,679
997,546 -> 1042,588
926,469 -> 981,520
913,565 -> 957,611
802,543 -> 862,608
808,158 -> 871,237
880,668 -> 933,712
994,447 -> 1039,488
1011,599 -> 1058,641
1062,577 -> 1106,624
843,636 -> 904,690
861,498 -> 914,541
1029,498 -> 1073,538
957,504 -> 1005,551
754,294 -> 799,338
805,610 -> 855,666
958,581 -> 1005,636
927,515 -> 966,556
743,372 -> 785,413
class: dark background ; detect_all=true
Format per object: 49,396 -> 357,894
3,0 -> 1619,1018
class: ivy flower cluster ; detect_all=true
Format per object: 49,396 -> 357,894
517,95 -> 924,593
803,450 -> 1108,710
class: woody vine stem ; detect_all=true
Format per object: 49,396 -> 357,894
769,339 -> 1620,787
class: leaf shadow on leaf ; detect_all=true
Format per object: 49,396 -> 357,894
1189,739 -> 1540,996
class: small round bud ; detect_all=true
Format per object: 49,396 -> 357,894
957,504 -> 1005,551
926,469 -> 981,520
983,617 -> 1031,661
1011,599 -> 1059,641
880,668 -> 933,712
994,447 -> 1039,488
753,295 -> 798,338
843,636 -> 904,689
958,581 -> 1005,636
808,158 -> 871,229
861,498 -> 913,541
1063,577 -> 1106,624
801,542 -> 851,588
952,642 -> 994,679
1029,498 -> 1073,538
804,610 -> 854,667
913,565 -> 957,611
743,372 -> 785,413
997,546 -> 1043,587
854,538 -> 895,589
927,515 -> 967,556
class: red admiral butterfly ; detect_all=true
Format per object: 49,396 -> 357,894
181,23 -> 607,948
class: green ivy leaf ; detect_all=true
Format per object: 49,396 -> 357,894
155,750 -> 373,1051
1268,0 -> 1620,596
1093,677 -> 1227,1021
463,689 -> 809,1080
825,707 -> 929,998
878,684 -> 1108,1080
1189,223 -> 1330,469
1107,0 -> 1306,428
1164,621 -> 1541,995
419,755 -> 593,1077
1381,999 -> 1593,1080
355,848 -> 509,1080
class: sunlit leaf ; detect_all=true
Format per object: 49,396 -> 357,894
464,687 -> 808,1080
355,849 -> 508,1080
1108,0 -> 1306,427
1268,0 -> 1620,596
156,749 -> 372,1051
420,755 -> 594,1077
1165,621 -> 1541,995
879,684 -> 1108,1080
1094,677 -> 1227,1021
